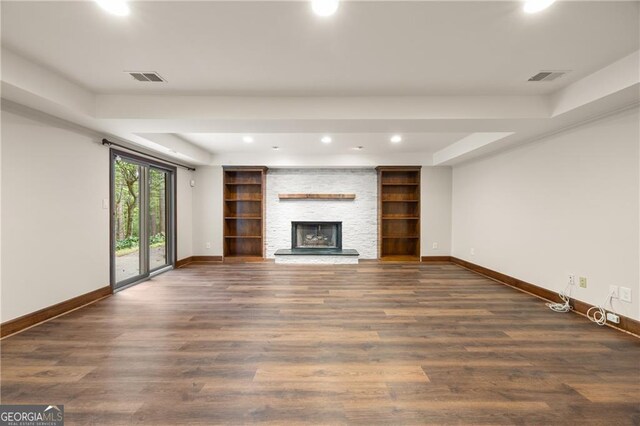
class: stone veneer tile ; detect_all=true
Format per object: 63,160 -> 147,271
266,168 -> 377,259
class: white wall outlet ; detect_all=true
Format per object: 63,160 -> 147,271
470,248 -> 475,255
205,242 -> 211,249
568,274 -> 576,285
432,242 -> 438,250
606,312 -> 620,324
609,285 -> 619,299
579,277 -> 587,288
102,199 -> 109,210
620,287 -> 632,303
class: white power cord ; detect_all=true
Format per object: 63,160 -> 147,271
546,283 -> 573,313
587,291 -> 615,326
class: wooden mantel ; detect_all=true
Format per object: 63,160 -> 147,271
278,193 -> 356,200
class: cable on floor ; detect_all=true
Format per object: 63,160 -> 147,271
546,283 -> 573,313
587,290 -> 615,326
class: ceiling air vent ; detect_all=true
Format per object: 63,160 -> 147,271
528,70 -> 569,82
126,71 -> 166,82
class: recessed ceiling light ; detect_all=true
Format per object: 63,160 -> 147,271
523,0 -> 556,14
312,0 -> 339,17
272,146 -> 279,150
390,135 -> 402,143
95,0 -> 130,16
243,136 -> 254,143
321,136 -> 332,144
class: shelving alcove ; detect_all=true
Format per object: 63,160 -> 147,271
223,166 -> 268,259
376,166 -> 421,261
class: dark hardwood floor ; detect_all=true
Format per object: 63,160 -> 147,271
1,262 -> 639,425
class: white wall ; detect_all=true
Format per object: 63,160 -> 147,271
1,108 -> 196,322
422,167 -> 452,257
266,168 -> 378,258
452,107 -> 640,321
192,165 -> 224,256
176,168 -> 194,260
1,110 -> 110,322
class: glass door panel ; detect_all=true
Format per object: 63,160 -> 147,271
112,151 -> 175,290
114,158 -> 143,284
149,168 -> 169,271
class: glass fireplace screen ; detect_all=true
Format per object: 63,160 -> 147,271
292,222 -> 341,249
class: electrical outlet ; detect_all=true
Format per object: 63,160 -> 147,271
609,285 -> 619,299
579,277 -> 587,288
620,287 -> 632,303
205,242 -> 211,249
606,312 -> 620,324
470,248 -> 475,256
102,199 -> 109,210
432,242 -> 438,250
568,274 -> 576,285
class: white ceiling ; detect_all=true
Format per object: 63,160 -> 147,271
179,132 -> 470,154
0,1 -> 638,166
2,1 -> 638,96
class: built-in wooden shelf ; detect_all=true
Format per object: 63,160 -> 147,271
223,166 -> 267,259
278,193 -> 356,200
377,166 -> 421,261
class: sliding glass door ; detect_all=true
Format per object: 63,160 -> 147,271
111,151 -> 175,290
149,167 -> 170,271
113,158 -> 143,284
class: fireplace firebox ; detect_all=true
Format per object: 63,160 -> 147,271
291,221 -> 342,250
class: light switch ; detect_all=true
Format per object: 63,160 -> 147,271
102,199 -> 109,209
620,287 -> 632,303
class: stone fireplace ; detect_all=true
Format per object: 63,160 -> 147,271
266,168 -> 376,260
292,221 -> 342,250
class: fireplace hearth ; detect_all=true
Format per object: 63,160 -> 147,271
291,221 -> 342,250
274,221 -> 357,263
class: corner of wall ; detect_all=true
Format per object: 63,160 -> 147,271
191,165 -> 224,257
421,166 -> 453,257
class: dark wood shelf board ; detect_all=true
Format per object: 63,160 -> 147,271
223,255 -> 266,261
225,182 -> 262,186
382,216 -> 420,220
380,255 -> 421,261
224,236 -> 262,239
381,183 -> 419,186
225,217 -> 262,220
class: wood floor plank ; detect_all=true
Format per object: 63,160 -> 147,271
253,363 -> 429,383
1,261 -> 638,425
